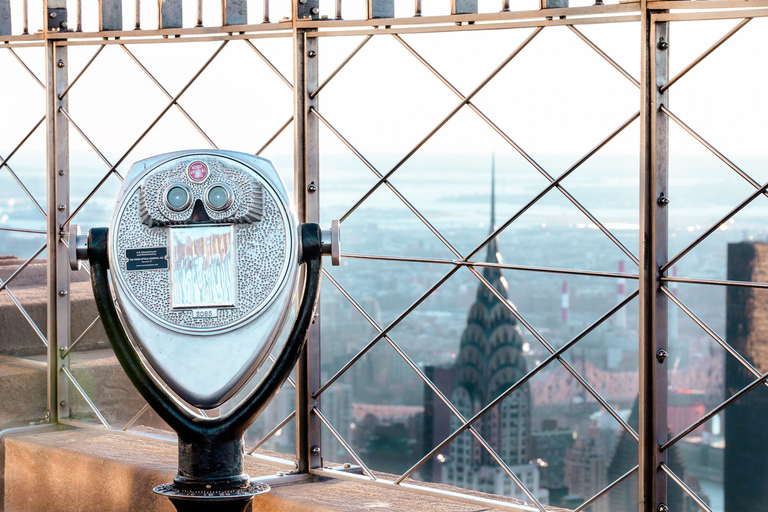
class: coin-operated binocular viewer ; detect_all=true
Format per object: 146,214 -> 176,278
70,150 -> 339,512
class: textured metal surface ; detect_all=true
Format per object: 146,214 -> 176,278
451,0 -> 478,15
0,0 -> 10,36
223,0 -> 247,26
112,153 -> 290,331
159,0 -> 182,29
368,0 -> 394,19
98,0 -> 122,31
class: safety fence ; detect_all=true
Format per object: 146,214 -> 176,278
2,1 -> 768,511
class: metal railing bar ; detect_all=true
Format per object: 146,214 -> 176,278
662,368 -> 768,452
63,41 -> 229,228
314,407 -> 377,480
660,18 -> 751,93
58,45 -> 106,100
134,0 -> 140,29
246,411 -> 295,454
0,276 -> 48,347
661,105 -> 768,202
62,366 -> 112,429
310,34 -> 373,99
122,403 -> 150,431
567,25 -> 640,88
662,275 -> 768,289
311,108 -> 463,259
58,108 -> 119,173
263,0 -> 270,23
466,264 -> 640,440
6,47 -> 44,89
660,463 -> 714,512
244,39 -> 293,90
310,467 -> 539,512
321,268 -> 548,510
314,266 -> 461,397
77,0 -> 82,31
120,45 -> 218,149
0,227 -> 46,234
661,287 -> 767,389
196,0 -> 203,27
61,315 -> 102,359
662,171 -> 768,273
573,465 -> 638,512
393,33 -> 640,265
0,243 -> 47,294
395,290 -> 640,483
22,0 -> 28,34
340,252 -> 640,280
321,272 -> 544,507
255,116 -> 293,155
268,353 -> 296,388
0,116 -> 48,218
0,354 -> 47,370
338,26 -> 544,223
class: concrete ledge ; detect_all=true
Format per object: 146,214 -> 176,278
1,427 -> 566,512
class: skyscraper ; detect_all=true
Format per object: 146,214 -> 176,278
442,157 -> 546,502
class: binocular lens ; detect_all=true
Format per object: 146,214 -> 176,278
207,185 -> 231,210
166,186 -> 190,211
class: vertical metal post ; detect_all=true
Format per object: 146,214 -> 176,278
293,0 -> 321,474
44,0 -> 70,424
639,3 -> 669,511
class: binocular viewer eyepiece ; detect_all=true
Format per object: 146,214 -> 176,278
71,150 -> 339,512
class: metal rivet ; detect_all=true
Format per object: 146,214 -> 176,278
57,59 -> 65,68
657,193 -> 669,207
277,471 -> 285,477
343,463 -> 351,468
658,505 -> 669,512
60,21 -> 68,30
59,345 -> 67,352
57,204 -> 66,211
307,181 -> 317,192
307,49 -> 317,58
59,400 -> 66,407
58,169 -> 65,176
49,11 -> 57,18
656,349 -> 668,363
299,0 -> 306,3
311,445 -> 321,454
205,484 -> 211,489
657,38 -> 669,51
59,289 -> 67,296
311,7 -> 320,14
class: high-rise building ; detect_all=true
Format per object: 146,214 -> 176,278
442,159 -> 547,503
725,242 -> 768,512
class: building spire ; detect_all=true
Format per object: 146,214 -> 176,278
490,152 -> 496,233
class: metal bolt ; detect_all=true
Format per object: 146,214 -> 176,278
658,505 -> 669,512
276,471 -> 285,477
205,484 -> 211,489
307,49 -> 317,58
49,11 -> 57,18
59,400 -> 66,407
656,348 -> 668,363
59,345 -> 67,352
58,169 -> 65,176
307,181 -> 317,192
60,21 -> 68,30
657,193 -> 669,207
57,59 -> 65,68
657,38 -> 669,51
311,7 -> 320,14
57,204 -> 66,211
311,445 -> 321,455
59,289 -> 67,296
343,463 -> 351,468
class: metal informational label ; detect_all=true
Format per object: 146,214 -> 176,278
126,247 -> 169,271
170,225 -> 236,310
